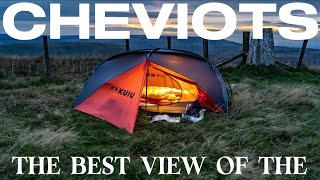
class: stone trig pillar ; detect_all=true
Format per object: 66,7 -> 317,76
247,28 -> 275,66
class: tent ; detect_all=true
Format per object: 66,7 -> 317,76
75,49 -> 228,133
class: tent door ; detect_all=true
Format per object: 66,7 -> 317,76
140,62 -> 199,113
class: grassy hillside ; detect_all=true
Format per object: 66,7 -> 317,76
0,66 -> 320,179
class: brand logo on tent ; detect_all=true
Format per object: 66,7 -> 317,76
147,73 -> 165,78
110,86 -> 135,99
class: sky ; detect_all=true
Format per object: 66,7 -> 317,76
0,0 -> 319,48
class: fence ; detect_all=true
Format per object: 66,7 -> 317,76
0,31 -> 318,77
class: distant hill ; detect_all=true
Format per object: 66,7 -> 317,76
0,42 -> 124,58
0,34 -> 319,67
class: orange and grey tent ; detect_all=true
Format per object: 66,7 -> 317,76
75,49 -> 228,133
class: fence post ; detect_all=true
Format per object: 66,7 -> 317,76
167,36 -> 171,49
42,36 -> 50,76
297,40 -> 308,68
125,39 -> 130,52
242,31 -> 250,64
203,39 -> 209,59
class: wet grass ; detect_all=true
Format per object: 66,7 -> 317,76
0,65 -> 320,179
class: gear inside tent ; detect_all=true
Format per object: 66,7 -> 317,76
140,62 -> 199,113
75,49 -> 228,133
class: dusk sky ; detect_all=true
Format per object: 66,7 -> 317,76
0,0 -> 319,48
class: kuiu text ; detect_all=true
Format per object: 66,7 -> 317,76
110,86 -> 135,99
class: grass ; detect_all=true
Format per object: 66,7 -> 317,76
0,65 -> 320,179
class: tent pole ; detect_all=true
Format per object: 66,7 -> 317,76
145,62 -> 149,118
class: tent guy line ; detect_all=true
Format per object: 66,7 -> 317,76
2,2 -> 319,41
